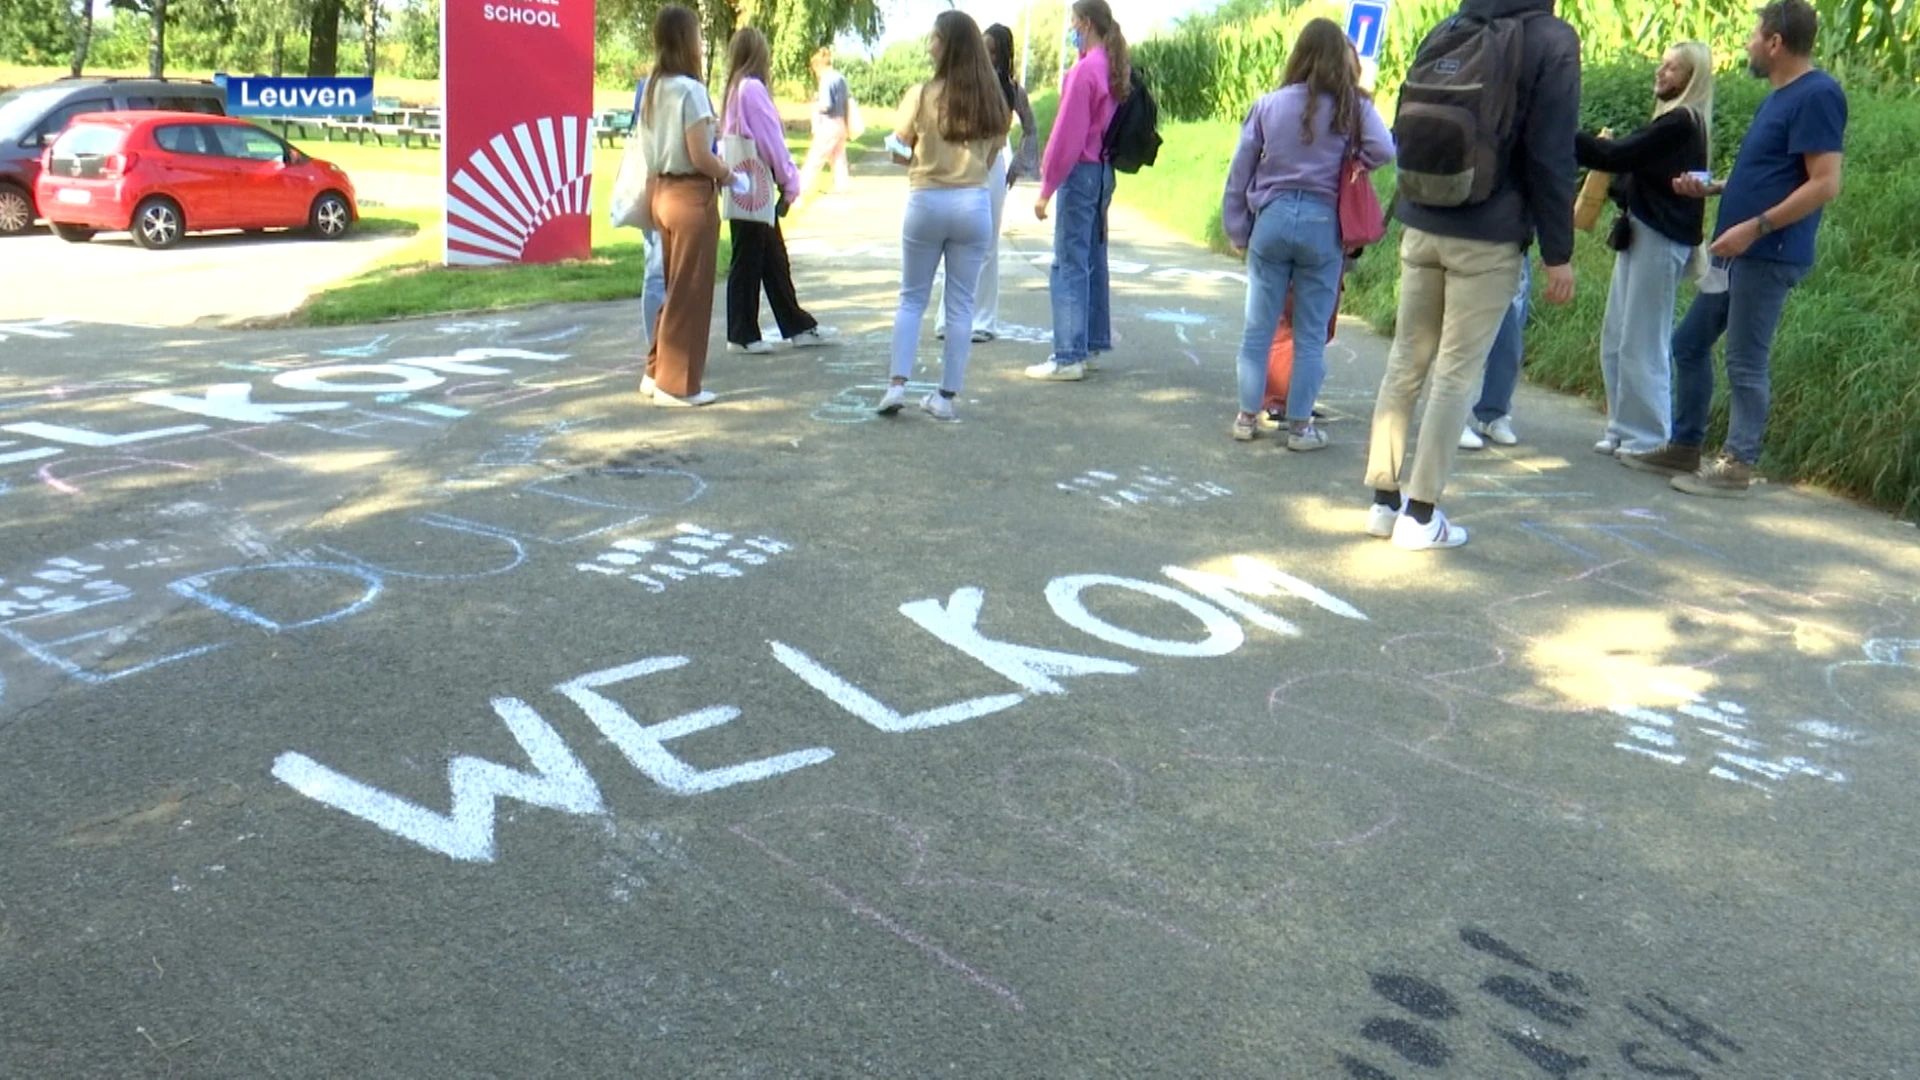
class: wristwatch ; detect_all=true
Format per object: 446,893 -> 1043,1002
1755,213 -> 1776,236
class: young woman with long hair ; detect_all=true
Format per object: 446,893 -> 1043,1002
1578,42 -> 1714,458
721,27 -> 830,354
932,21 -> 1040,344
1026,0 -> 1129,382
876,10 -> 1011,421
1221,17 -> 1391,448
637,5 -> 732,406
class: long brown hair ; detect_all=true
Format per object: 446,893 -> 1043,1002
928,10 -> 1010,142
724,26 -> 772,116
1280,17 -> 1359,145
1072,0 -> 1130,102
643,5 -> 702,126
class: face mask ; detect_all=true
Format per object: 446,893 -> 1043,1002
1071,28 -> 1086,50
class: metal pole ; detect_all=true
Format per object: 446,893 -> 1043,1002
1019,0 -> 1031,89
1057,0 -> 1071,86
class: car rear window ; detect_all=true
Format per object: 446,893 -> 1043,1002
50,124 -> 126,158
127,94 -> 224,115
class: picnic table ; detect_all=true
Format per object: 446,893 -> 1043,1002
594,109 -> 635,148
265,106 -> 442,149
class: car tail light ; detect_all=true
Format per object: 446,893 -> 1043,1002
102,152 -> 138,178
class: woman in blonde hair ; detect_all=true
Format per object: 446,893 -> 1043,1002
1578,42 -> 1714,459
875,9 -> 1010,421
636,5 -> 732,406
721,27 -> 829,354
1026,0 -> 1129,382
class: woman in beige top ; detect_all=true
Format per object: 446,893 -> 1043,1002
875,10 -> 1010,422
637,5 -> 733,407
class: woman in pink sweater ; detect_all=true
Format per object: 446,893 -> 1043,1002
1026,0 -> 1127,383
721,28 -> 830,354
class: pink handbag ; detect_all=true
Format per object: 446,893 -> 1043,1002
1337,140 -> 1385,250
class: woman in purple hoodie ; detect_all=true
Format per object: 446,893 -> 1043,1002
721,28 -> 829,354
1222,18 -> 1393,450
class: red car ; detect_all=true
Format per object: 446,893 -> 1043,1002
34,111 -> 357,249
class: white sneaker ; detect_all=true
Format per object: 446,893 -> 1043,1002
1392,509 -> 1469,551
920,391 -> 957,421
1594,435 -> 1621,455
1025,359 -> 1085,381
876,384 -> 907,415
1475,415 -> 1519,446
1366,502 -> 1399,538
727,340 -> 775,355
1458,425 -> 1486,451
1286,425 -> 1329,452
789,328 -> 833,348
639,375 -> 656,398
651,389 -> 717,407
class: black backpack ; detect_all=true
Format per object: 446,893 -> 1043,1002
1102,66 -> 1162,174
1392,11 -> 1539,208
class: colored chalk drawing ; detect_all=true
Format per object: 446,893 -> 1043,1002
1610,681 -> 1857,797
1056,466 -> 1231,508
575,525 -> 791,594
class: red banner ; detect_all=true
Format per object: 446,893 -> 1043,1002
442,0 -> 596,266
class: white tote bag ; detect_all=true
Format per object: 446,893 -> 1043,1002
846,98 -> 867,140
609,124 -> 654,231
719,87 -> 777,225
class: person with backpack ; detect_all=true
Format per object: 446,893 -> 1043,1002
1362,0 -> 1581,550
1622,0 -> 1845,497
720,28 -> 831,356
1027,0 -> 1131,382
874,10 -> 1011,422
932,22 -> 1041,344
1573,41 -> 1714,458
1223,18 -> 1393,451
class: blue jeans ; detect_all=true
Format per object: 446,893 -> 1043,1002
1671,257 -> 1807,464
1049,162 -> 1113,363
1235,191 -> 1343,420
1473,257 -> 1530,423
892,187 -> 993,393
641,228 -> 666,348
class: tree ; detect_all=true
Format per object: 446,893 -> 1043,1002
107,0 -> 170,76
307,0 -> 339,75
68,0 -> 94,76
360,0 -> 380,76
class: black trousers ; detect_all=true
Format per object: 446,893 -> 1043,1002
726,217 -> 816,345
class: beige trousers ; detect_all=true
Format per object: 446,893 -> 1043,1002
1364,228 -> 1525,504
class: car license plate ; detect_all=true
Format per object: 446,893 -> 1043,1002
55,188 -> 91,205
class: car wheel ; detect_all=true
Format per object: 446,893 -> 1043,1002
130,196 -> 184,250
309,192 -> 352,240
0,184 -> 33,236
51,223 -> 95,244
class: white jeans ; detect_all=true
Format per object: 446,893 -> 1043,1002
1597,213 -> 1691,453
893,186 -> 993,393
934,148 -> 1009,336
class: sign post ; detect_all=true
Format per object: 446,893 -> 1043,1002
441,0 -> 596,267
1345,0 -> 1387,91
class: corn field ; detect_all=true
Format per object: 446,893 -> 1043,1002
1136,0 -> 1920,123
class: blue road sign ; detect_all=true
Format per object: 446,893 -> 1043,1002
1346,1 -> 1387,62
224,76 -> 374,117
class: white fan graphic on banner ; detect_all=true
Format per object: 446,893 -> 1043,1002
445,115 -> 595,266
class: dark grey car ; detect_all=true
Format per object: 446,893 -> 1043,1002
0,76 -> 225,235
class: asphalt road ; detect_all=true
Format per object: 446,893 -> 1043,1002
0,225 -> 411,328
1,179 -> 1916,1078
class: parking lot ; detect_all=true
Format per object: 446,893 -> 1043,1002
0,222 -> 412,327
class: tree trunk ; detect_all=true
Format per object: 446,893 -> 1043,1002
363,0 -> 378,77
272,30 -> 285,77
309,0 -> 341,77
69,0 -> 93,78
148,0 -> 167,78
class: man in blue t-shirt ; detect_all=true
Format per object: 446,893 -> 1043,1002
1621,0 -> 1846,496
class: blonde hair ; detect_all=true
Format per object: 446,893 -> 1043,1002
1656,41 -> 1714,161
